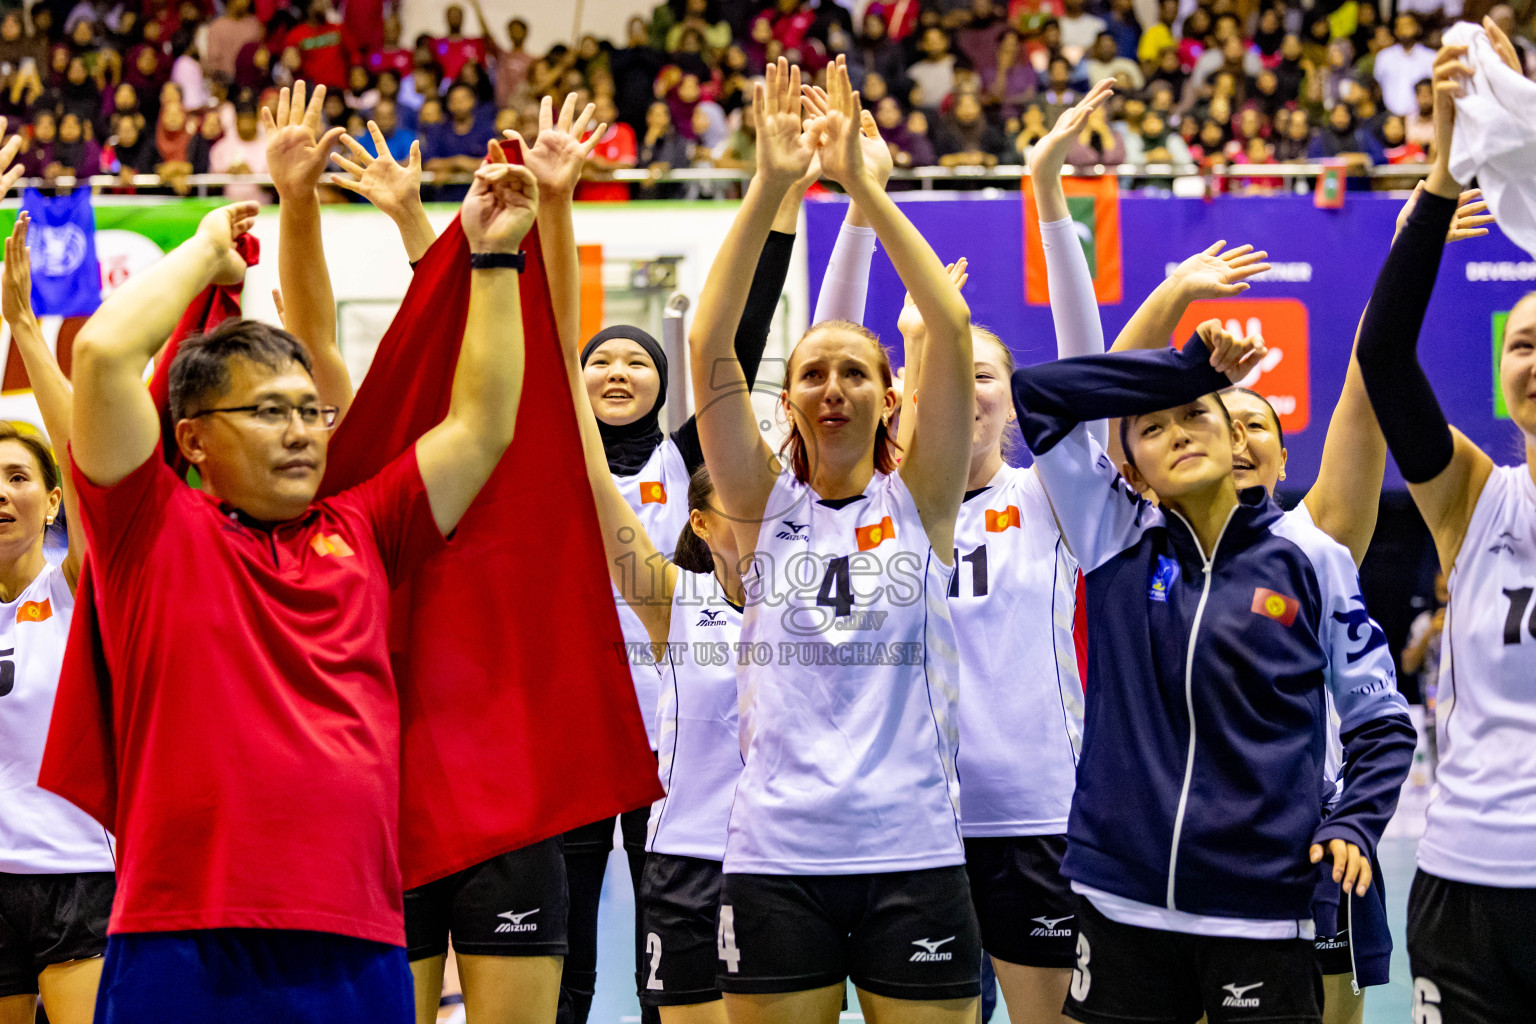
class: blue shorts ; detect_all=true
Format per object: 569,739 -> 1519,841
94,929 -> 412,1024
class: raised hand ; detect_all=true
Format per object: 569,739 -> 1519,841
755,58 -> 822,188
330,120 -> 423,218
461,142 -> 539,255
1197,318 -> 1267,383
1482,15 -> 1522,73
506,93 -> 604,202
898,259 -> 968,340
195,201 -> 260,286
814,59 -> 867,190
2,212 -> 35,328
1029,79 -> 1114,183
1429,43 -> 1473,184
1395,181 -> 1495,242
263,81 -> 346,201
1169,241 -> 1272,302
0,118 -> 23,195
801,57 -> 893,187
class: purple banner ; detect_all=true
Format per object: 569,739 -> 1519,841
805,193 -> 1535,490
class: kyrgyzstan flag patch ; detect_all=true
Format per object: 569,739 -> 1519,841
640,481 -> 667,504
1251,587 -> 1299,627
986,505 -> 1021,532
856,515 -> 896,551
16,599 -> 51,623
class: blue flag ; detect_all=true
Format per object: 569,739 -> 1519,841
20,188 -> 101,317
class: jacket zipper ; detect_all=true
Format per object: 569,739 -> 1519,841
1164,502 -> 1240,911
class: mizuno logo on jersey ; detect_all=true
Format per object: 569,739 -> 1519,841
311,533 -> 355,558
697,609 -> 728,627
1149,555 -> 1179,603
1221,982 -> 1262,1008
910,937 -> 955,962
1251,587 -> 1298,627
495,909 -> 539,933
1030,915 -> 1074,937
1489,531 -> 1519,555
15,599 -> 51,623
641,482 -> 667,504
775,520 -> 810,541
856,516 -> 896,551
1332,597 -> 1388,662
985,506 -> 1021,532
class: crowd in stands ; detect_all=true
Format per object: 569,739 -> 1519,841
2,0 -> 1534,198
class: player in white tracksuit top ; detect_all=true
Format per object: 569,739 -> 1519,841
0,214 -> 112,1024
689,61 -> 979,1024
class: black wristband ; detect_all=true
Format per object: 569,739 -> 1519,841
470,251 -> 525,272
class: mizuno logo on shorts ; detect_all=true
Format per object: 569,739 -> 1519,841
910,936 -> 955,962
1029,914 -> 1074,937
1221,982 -> 1262,1008
495,909 -> 539,933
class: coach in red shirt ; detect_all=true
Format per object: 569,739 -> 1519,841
67,155 -> 539,1020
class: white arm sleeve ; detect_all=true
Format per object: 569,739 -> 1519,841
1040,215 -> 1108,447
812,220 -> 878,326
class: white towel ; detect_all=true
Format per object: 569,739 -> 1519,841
1443,22 -> 1536,259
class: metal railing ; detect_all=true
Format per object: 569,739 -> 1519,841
5,162 -> 1429,195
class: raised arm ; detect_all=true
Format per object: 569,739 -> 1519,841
893,258 -> 969,461
506,94 -> 603,352
3,215 -> 81,587
71,203 -> 260,486
1306,186 -> 1493,566
812,63 -> 972,551
414,148 -> 535,536
265,82 -> 352,416
688,59 -> 819,539
802,69 -> 893,326
1030,81 -> 1114,446
330,122 -> 436,264
1357,43 -> 1494,575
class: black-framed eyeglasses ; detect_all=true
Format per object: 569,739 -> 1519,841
190,401 -> 341,430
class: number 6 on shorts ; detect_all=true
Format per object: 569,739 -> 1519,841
717,905 -> 741,973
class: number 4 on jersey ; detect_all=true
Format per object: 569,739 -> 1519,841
717,905 -> 741,973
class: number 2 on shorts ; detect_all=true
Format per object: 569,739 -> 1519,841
645,932 -> 664,990
717,905 -> 741,973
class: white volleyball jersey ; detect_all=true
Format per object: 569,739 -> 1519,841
1419,464 -> 1536,888
612,438 -> 695,747
725,470 -> 964,875
647,571 -> 744,861
0,562 -> 115,874
952,465 -> 1083,837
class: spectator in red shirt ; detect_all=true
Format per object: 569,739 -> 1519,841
576,93 -> 636,201
66,84 -> 540,1022
283,0 -> 356,92
366,11 -> 413,78
490,16 -> 533,108
431,1 -> 489,84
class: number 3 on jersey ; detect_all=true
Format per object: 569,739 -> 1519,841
717,905 -> 741,973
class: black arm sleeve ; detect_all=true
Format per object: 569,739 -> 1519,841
1011,336 -> 1231,455
1356,190 -> 1457,484
673,229 -> 796,474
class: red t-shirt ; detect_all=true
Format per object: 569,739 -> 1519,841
433,36 -> 487,82
368,47 -> 413,77
575,122 -> 636,202
283,22 -> 355,91
72,444 -> 445,945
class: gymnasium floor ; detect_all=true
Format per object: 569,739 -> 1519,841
583,839 -> 1421,1024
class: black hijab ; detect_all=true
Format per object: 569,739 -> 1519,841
581,324 -> 669,475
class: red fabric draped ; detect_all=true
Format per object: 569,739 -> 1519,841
42,159 -> 659,889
